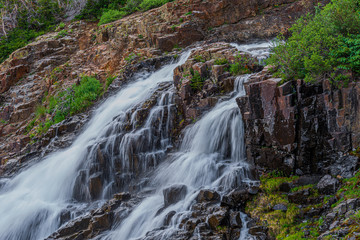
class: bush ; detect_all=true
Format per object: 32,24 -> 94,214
28,75 -> 103,136
190,71 -> 204,90
139,0 -> 172,11
98,10 -> 128,25
267,0 -> 360,84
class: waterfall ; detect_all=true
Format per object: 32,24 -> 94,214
0,51 -> 192,240
0,41 -> 271,240
101,74 -> 253,240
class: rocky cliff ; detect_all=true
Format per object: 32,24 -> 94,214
237,67 -> 360,177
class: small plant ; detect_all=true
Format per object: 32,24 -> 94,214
179,18 -> 183,23
193,55 -> 205,63
56,22 -> 65,31
214,58 -> 228,65
185,11 -> 192,16
56,30 -> 68,39
190,70 -> 204,91
138,34 -> 144,39
106,75 -> 116,89
99,10 -> 128,26
125,53 -> 136,63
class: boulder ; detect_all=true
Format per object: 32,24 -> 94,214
163,184 -> 188,207
317,175 -> 340,194
197,189 -> 220,203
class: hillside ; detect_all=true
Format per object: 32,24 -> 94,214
0,0 -> 359,239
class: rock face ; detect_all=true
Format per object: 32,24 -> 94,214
237,67 -> 360,175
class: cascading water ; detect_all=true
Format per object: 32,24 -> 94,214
0,51 -> 191,240
0,41 -> 271,240
101,73 -> 253,240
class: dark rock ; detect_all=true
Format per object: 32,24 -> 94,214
163,184 -> 188,207
89,173 -> 103,200
327,155 -> 359,178
229,211 -> 242,228
317,175 -> 340,194
164,211 -> 176,226
279,182 -> 291,192
197,189 -> 220,203
288,189 -> 310,204
221,189 -> 250,209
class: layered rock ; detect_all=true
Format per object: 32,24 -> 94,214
237,67 -> 360,175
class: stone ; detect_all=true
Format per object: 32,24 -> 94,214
89,173 -> 103,200
288,189 -> 310,204
317,175 -> 340,194
197,189 -> 220,203
229,211 -> 242,228
164,211 -> 176,226
163,184 -> 188,207
279,182 -> 291,192
221,189 -> 250,208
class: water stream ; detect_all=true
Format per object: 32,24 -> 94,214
0,41 -> 270,240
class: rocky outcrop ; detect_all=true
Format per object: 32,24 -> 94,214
237,67 -> 360,175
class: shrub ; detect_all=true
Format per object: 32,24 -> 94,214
98,9 -> 128,25
267,0 -> 360,84
214,58 -> 228,65
139,0 -> 173,11
190,71 -> 204,90
27,75 -> 103,136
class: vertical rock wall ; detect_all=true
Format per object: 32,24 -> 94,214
237,68 -> 360,175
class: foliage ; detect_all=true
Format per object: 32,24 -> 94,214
248,168 -> 360,239
78,0 -> 173,25
139,0 -> 173,11
98,9 -> 127,25
229,54 -> 253,75
27,75 -> 103,136
0,0 -> 64,63
214,58 -> 228,65
190,70 -> 205,91
267,0 -> 360,84
193,55 -> 205,63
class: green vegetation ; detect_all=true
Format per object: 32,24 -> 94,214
193,55 -> 205,63
0,0 -> 174,63
0,0 -> 66,63
214,58 -> 228,65
190,70 -> 205,90
77,0 -> 174,25
98,9 -> 128,25
27,75 -> 103,136
247,169 -> 360,239
228,54 -> 252,75
267,0 -> 360,85
333,170 -> 360,207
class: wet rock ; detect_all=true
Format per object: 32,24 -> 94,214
163,184 -> 188,207
56,215 -> 91,237
248,226 -> 268,237
317,175 -> 340,194
164,211 -> 176,226
197,189 -> 220,203
221,189 -> 250,209
89,173 -> 103,200
207,211 -> 228,230
229,211 -> 242,228
90,213 -> 111,231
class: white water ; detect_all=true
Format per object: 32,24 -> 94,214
0,51 -> 191,240
0,41 -> 270,240
102,74 -> 253,240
